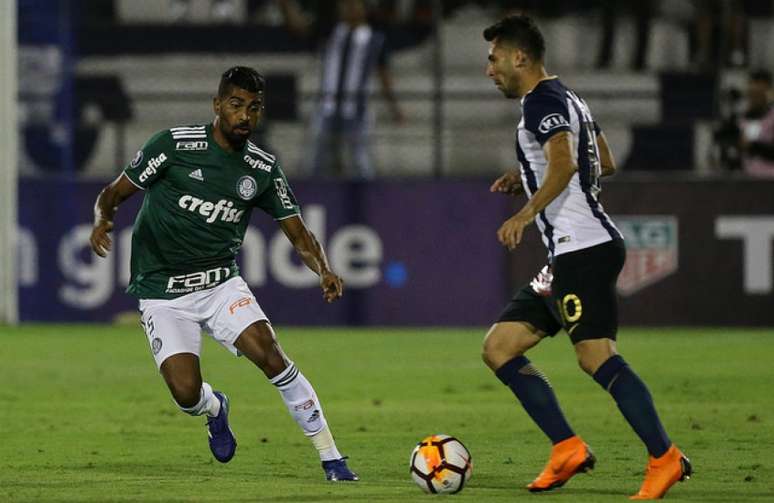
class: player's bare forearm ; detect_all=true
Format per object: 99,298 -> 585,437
497,133 -> 576,250
519,161 -> 575,219
597,131 -> 617,176
94,173 -> 139,224
294,231 -> 328,275
279,216 -> 327,274
280,216 -> 343,301
90,174 -> 140,257
521,131 -> 577,218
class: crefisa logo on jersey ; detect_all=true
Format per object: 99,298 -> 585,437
236,176 -> 257,200
538,113 -> 569,134
243,154 -> 272,173
615,216 -> 679,296
138,153 -> 168,183
129,150 -> 143,168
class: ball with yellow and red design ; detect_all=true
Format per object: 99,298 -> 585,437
409,434 -> 473,494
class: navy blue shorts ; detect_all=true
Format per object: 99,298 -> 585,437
497,239 -> 625,344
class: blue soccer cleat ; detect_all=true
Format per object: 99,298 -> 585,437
206,391 -> 237,463
322,457 -> 360,481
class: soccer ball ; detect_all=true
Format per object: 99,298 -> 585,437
409,434 -> 473,494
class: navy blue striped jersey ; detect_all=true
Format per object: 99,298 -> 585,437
319,22 -> 387,120
516,77 -> 622,258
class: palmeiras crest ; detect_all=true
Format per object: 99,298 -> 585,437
236,176 -> 257,200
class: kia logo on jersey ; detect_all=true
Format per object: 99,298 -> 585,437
538,113 -> 569,134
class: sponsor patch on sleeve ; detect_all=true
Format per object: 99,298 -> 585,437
129,150 -> 144,168
538,113 -> 570,134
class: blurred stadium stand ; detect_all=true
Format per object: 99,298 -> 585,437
21,0 -> 774,178
10,0 -> 774,326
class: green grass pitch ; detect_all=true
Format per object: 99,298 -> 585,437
1,325 -> 772,502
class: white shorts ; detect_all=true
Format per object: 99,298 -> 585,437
138,276 -> 268,369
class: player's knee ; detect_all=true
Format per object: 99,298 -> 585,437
574,339 -> 617,376
481,330 -> 501,368
172,387 -> 200,410
167,377 -> 201,408
576,353 -> 597,375
238,323 -> 287,376
482,327 -> 527,370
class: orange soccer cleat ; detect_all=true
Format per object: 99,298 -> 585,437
527,435 -> 596,492
630,445 -> 692,500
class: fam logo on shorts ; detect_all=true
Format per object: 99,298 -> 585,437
151,337 -> 163,355
615,216 -> 679,296
130,150 -> 144,168
236,176 -> 257,200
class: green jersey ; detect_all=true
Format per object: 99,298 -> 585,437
123,123 -> 300,299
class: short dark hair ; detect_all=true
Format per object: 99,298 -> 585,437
218,66 -> 265,97
749,68 -> 772,86
483,15 -> 545,62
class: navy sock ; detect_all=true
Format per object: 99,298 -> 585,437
495,356 -> 575,444
593,355 -> 671,458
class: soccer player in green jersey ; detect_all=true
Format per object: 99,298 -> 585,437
89,66 -> 358,481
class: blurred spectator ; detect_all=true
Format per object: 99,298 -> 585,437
169,0 -> 270,23
284,0 -> 405,178
739,70 -> 774,177
714,70 -> 774,176
693,0 -> 747,69
596,0 -> 656,71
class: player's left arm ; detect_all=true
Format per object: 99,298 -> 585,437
596,129 -> 617,177
279,216 -> 343,303
497,131 -> 577,250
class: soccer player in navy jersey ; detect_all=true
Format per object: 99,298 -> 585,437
480,15 -> 691,499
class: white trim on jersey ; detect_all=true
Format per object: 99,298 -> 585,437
122,171 -> 146,190
517,79 -> 621,257
246,141 -> 276,163
275,213 -> 300,221
171,126 -> 207,139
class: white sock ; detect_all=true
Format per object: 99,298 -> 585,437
271,362 -> 343,461
178,382 -> 221,418
310,426 -> 342,461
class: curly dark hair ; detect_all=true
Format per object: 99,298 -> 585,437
218,66 -> 265,97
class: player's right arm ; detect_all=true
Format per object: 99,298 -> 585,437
596,130 -> 617,177
90,130 -> 173,257
90,174 -> 141,257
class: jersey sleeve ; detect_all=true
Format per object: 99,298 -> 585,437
253,161 -> 301,220
523,93 -> 572,146
122,130 -> 174,189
